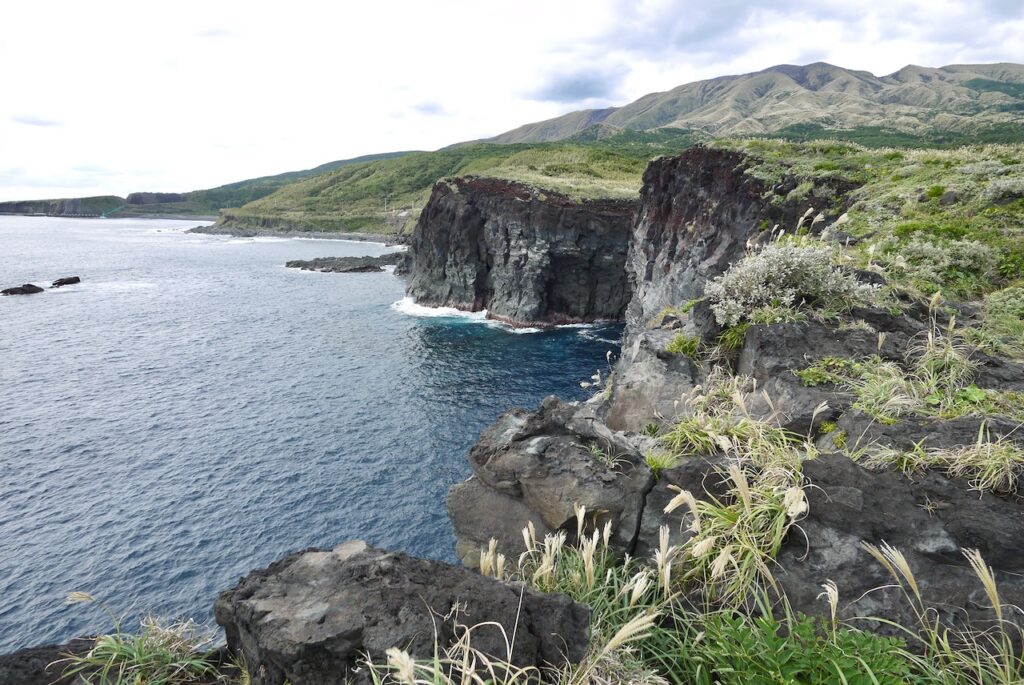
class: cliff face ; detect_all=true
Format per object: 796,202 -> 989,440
607,148 -> 803,429
623,148 -> 768,336
404,177 -> 636,326
0,196 -> 124,217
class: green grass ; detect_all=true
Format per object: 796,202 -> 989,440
665,332 -> 702,358
716,139 -> 1024,290
59,594 -> 220,685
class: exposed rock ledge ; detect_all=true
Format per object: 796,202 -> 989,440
403,177 -> 636,327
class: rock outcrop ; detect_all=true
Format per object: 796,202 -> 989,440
214,540 -> 589,685
448,397 -> 654,567
50,277 -> 81,288
285,254 -> 403,273
605,146 -> 861,431
404,177 -> 636,327
0,639 -> 91,685
2,284 -> 44,296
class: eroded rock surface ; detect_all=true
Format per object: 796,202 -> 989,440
214,540 -> 589,685
404,177 -> 635,327
448,397 -> 653,566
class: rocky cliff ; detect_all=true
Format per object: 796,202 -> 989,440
404,177 -> 636,327
0,196 -> 124,217
447,145 -> 1024,636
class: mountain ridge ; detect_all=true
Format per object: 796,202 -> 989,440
487,62 -> 1024,143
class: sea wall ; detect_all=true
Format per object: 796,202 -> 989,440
403,176 -> 636,327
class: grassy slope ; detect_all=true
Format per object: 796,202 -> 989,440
717,138 -> 1024,284
0,151 -> 416,219
218,122 -> 1024,235
219,130 -> 702,233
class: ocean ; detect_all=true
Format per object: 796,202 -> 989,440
0,216 -> 621,651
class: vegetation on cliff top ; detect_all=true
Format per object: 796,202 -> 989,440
216,131 -> 700,234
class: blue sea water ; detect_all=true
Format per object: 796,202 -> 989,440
0,216 -> 621,652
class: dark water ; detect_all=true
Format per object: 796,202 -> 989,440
0,217 -> 620,651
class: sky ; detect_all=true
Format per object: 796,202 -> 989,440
1,0 -> 1022,201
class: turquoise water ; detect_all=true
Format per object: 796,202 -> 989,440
0,217 -> 621,651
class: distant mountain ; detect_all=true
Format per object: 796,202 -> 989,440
489,62 -> 1024,143
0,151 -> 417,219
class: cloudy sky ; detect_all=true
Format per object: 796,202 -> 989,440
2,0 -> 1022,201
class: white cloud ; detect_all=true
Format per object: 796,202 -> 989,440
0,0 -> 1020,201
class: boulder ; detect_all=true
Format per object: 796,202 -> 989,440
448,397 -> 654,565
214,541 -> 589,685
1,284 -> 44,296
50,276 -> 81,288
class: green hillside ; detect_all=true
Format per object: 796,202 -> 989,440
217,131 -> 701,233
0,151 -> 416,219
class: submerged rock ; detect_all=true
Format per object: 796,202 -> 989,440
214,540 -> 589,685
403,176 -> 635,327
50,276 -> 81,288
1,284 -> 44,296
284,253 -> 403,273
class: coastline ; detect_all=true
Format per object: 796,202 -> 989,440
0,212 -> 220,222
187,224 -> 405,244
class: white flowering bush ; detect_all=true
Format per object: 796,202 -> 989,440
983,177 -> 1024,203
882,237 -> 998,296
705,244 -> 876,327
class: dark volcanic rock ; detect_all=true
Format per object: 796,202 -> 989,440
448,396 -> 654,567
0,639 -> 91,685
777,454 -> 1024,631
214,540 -> 589,685
284,253 -> 403,273
2,284 -> 44,296
404,177 -> 636,327
50,276 -> 81,288
606,146 -> 861,430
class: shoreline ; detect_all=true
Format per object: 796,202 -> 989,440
0,212 -> 220,222
187,224 -> 405,244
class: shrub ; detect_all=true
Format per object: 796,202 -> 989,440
983,176 -> 1024,203
705,244 -> 876,327
881,237 -> 998,297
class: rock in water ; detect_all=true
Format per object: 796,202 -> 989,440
284,254 -> 403,273
1,284 -> 44,296
403,176 -> 636,327
214,540 -> 589,685
50,276 -> 81,288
